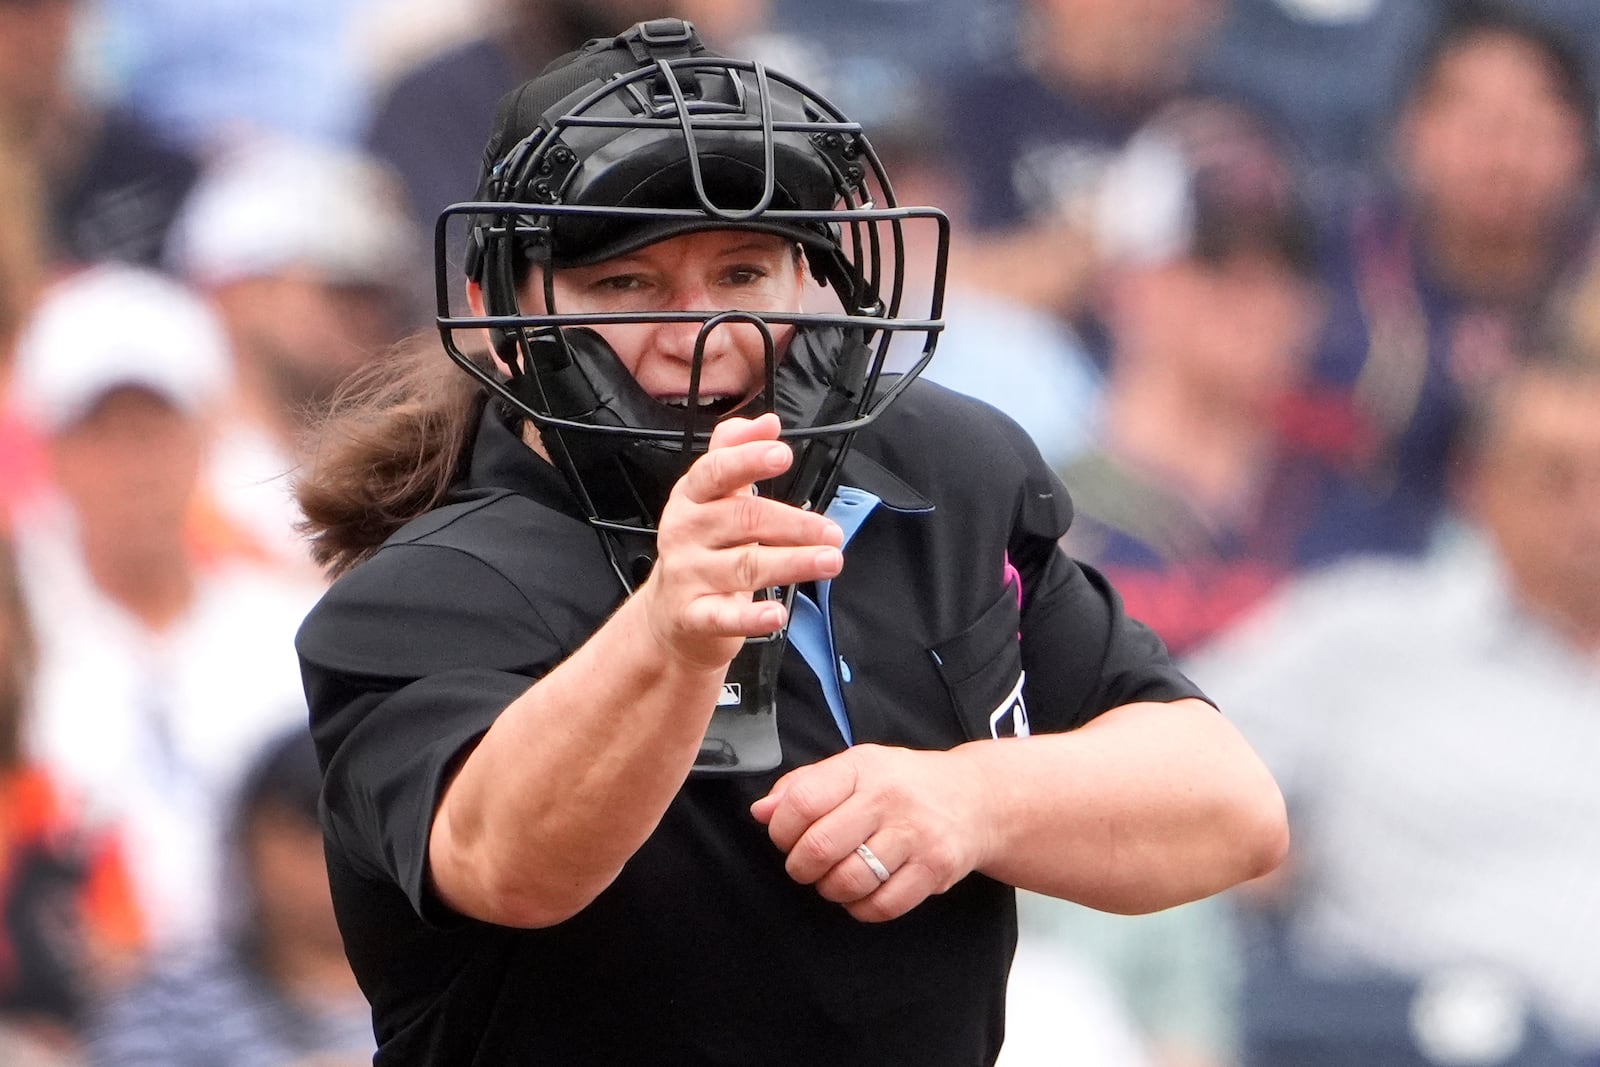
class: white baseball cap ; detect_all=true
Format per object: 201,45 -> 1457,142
167,137 -> 418,288
10,263 -> 233,433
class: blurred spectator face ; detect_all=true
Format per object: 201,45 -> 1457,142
243,804 -> 344,958
0,0 -> 74,127
1468,369 -> 1600,631
1112,252 -> 1323,409
1400,30 -> 1592,244
1028,0 -> 1224,102
211,273 -> 402,416
1096,95 -> 1323,406
48,388 -> 205,560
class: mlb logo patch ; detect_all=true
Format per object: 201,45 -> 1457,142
988,672 -> 1029,738
717,683 -> 742,707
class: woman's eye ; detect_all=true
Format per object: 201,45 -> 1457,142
595,275 -> 646,293
725,266 -> 768,286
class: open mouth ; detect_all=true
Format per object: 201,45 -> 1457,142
657,393 -> 751,421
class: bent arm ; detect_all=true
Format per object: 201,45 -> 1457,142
428,415 -> 843,928
755,698 -> 1286,921
962,697 -> 1288,914
427,595 -> 728,928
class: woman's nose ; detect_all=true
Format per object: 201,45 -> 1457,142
653,318 -> 731,367
653,284 -> 734,363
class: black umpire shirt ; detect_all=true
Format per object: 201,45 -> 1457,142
296,379 -> 1207,1066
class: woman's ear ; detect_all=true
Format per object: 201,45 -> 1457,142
793,245 -> 811,312
464,280 -> 518,376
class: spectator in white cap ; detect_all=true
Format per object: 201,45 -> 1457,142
6,263 -> 322,957
10,266 -> 231,436
167,138 -> 419,572
7,265 -> 234,571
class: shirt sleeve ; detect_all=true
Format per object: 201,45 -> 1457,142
297,542 -> 566,922
1019,550 -> 1211,732
991,406 -> 1210,731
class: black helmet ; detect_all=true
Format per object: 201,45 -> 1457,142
436,18 -> 948,593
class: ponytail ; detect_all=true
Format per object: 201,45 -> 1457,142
295,335 -> 490,578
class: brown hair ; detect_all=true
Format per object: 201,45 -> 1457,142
0,535 -> 35,773
295,334 -> 491,578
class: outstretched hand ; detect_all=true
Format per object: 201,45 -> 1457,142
639,412 -> 844,671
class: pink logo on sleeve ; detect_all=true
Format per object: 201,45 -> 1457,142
1003,553 -> 1022,609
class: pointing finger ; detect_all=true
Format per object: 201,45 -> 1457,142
680,437 -> 793,505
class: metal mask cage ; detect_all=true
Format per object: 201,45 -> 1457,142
435,53 -> 950,594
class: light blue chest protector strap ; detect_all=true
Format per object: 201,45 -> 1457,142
786,486 -> 881,745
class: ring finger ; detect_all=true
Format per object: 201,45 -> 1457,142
814,834 -> 898,904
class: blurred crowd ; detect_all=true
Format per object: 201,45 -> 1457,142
0,0 -> 1597,1064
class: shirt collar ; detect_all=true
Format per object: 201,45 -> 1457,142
459,403 -> 587,520
834,448 -> 934,513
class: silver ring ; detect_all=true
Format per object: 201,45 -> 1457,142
854,843 -> 891,884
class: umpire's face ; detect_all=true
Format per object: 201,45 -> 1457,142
473,229 -> 806,417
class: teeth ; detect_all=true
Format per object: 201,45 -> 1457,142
664,396 -> 733,408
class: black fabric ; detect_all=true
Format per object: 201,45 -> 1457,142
297,381 -> 1207,1065
469,19 -> 848,275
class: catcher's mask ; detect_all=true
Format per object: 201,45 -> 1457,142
436,19 -> 948,772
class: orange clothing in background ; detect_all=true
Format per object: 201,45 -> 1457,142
0,766 -> 144,1029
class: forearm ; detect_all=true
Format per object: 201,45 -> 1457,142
429,593 -> 724,927
966,699 -> 1288,914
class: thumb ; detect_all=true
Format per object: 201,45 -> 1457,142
708,411 -> 782,451
749,787 -> 786,825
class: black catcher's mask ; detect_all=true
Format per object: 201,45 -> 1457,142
437,18 -> 949,595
